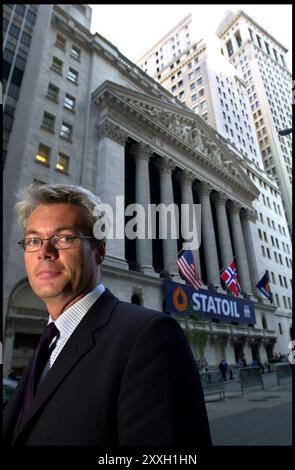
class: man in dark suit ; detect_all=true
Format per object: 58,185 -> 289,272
4,183 -> 211,446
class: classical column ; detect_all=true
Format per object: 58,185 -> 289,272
196,182 -> 221,289
130,142 -> 155,274
241,209 -> 265,300
156,157 -> 179,276
96,120 -> 129,269
228,201 -> 252,295
211,192 -> 234,268
177,170 -> 201,274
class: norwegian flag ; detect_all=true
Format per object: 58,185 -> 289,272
220,261 -> 241,297
176,250 -> 202,291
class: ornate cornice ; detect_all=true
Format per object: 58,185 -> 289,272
92,82 -> 259,202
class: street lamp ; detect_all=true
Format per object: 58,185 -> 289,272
278,128 -> 292,136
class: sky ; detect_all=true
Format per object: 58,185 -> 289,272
89,4 -> 292,71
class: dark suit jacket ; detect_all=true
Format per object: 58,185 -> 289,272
3,289 -> 212,446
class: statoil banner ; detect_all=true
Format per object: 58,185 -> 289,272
164,280 -> 256,324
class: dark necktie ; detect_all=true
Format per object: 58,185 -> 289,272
14,322 -> 60,436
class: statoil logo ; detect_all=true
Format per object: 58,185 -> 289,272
172,286 -> 188,312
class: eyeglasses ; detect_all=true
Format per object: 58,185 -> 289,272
18,235 -> 96,252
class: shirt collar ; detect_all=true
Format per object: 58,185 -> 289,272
48,283 -> 105,342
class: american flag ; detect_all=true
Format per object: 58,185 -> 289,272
220,260 -> 241,297
176,250 -> 202,291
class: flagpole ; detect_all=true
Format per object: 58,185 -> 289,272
159,246 -> 184,277
209,256 -> 237,284
242,270 -> 269,299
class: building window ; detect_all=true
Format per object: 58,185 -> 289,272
278,323 -> 283,335
8,83 -> 20,99
56,153 -> 70,173
261,245 -> 265,257
46,83 -> 59,102
3,112 -> 14,131
191,94 -> 197,103
51,56 -> 63,75
67,67 -> 79,84
41,112 -> 55,132
60,122 -> 73,140
235,30 -> 242,48
199,100 -> 206,111
20,32 -> 31,47
26,9 -> 36,24
15,55 -> 26,71
36,144 -> 51,166
70,45 -> 81,61
15,4 -> 26,15
256,35 -> 262,48
199,88 -> 205,97
190,82 -> 196,91
64,94 -> 76,111
226,39 -> 233,57
9,24 -> 20,39
55,34 -> 66,51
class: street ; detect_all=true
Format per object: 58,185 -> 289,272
205,373 -> 292,445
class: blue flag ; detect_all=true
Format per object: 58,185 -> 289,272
256,271 -> 273,303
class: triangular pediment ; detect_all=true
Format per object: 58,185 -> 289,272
93,81 -> 258,190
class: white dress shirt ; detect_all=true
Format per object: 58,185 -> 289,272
38,283 -> 105,385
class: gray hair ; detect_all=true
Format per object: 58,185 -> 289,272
16,183 -> 104,239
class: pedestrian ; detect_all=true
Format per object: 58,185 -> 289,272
223,359 -> 228,379
219,360 -> 226,381
4,183 -> 212,447
202,357 -> 208,371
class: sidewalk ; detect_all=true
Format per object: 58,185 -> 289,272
204,373 -> 292,445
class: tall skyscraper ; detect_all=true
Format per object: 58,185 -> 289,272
216,10 -> 292,232
3,4 -> 40,166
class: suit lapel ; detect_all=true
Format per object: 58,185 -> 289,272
12,289 -> 119,444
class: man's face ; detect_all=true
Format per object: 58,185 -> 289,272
23,203 -> 99,305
